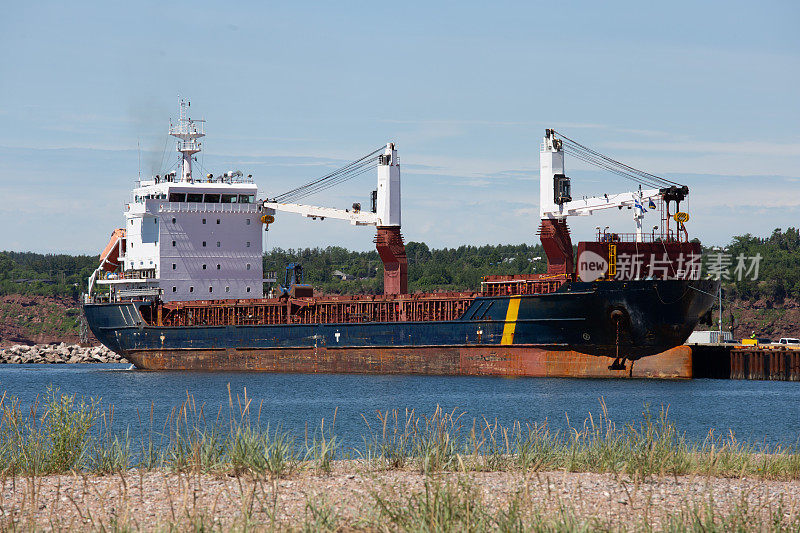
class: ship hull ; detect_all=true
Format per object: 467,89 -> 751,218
116,344 -> 694,378
84,279 -> 717,375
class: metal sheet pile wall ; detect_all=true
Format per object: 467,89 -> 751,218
730,347 -> 800,381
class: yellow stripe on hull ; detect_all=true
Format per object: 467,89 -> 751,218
500,296 -> 521,345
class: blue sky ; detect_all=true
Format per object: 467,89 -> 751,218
1,1 -> 798,254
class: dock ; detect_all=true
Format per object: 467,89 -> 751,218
688,344 -> 800,380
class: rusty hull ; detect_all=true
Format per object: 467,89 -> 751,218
124,344 -> 693,379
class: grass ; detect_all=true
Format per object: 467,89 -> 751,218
3,470 -> 799,532
0,388 -> 799,482
0,388 -> 799,530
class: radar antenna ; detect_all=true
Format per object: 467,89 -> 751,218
169,99 -> 205,182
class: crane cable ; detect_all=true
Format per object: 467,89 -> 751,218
563,147 -> 667,189
280,157 -> 380,203
553,130 -> 684,189
273,146 -> 385,203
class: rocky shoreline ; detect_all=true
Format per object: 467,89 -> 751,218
0,343 -> 128,364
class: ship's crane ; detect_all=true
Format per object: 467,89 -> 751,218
540,129 -> 687,242
262,143 -> 408,295
537,129 -> 690,278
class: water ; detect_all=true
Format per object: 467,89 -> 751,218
0,365 -> 798,448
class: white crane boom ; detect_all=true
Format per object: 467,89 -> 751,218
555,189 -> 661,217
261,202 -> 380,226
262,143 -> 400,228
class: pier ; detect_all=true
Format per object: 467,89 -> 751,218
690,344 -> 800,380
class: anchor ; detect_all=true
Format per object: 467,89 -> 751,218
608,309 -> 627,371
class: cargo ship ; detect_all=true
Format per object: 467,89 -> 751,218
83,101 -> 717,376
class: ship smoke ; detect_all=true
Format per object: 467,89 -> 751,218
127,96 -> 171,175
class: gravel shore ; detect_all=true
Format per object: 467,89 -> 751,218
0,343 -> 128,364
1,464 -> 798,530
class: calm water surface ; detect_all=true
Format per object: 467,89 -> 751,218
0,365 -> 798,448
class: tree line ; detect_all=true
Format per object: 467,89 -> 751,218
1,228 -> 798,301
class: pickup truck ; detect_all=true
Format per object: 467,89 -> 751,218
772,338 -> 800,346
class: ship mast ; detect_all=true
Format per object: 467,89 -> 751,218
169,99 -> 205,182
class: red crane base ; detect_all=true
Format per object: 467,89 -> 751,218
375,226 -> 408,295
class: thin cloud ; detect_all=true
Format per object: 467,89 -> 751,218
602,140 -> 800,157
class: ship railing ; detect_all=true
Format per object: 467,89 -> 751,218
156,202 -> 261,214
595,230 -> 683,243
100,269 -> 157,281
156,293 -> 479,327
480,276 -> 568,297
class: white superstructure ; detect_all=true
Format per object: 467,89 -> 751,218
90,100 -> 272,302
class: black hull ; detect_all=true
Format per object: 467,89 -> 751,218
84,279 -> 718,372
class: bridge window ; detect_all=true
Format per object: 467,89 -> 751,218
238,194 -> 255,204
222,194 -> 237,203
204,194 -> 220,203
186,193 -> 203,203
169,193 -> 185,202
